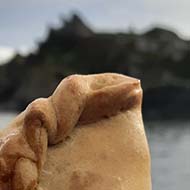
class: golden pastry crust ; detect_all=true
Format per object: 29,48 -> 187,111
0,73 -> 143,190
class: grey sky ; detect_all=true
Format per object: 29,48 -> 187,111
0,0 -> 190,63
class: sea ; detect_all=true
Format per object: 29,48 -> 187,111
0,113 -> 190,190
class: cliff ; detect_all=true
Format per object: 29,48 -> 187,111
0,14 -> 190,120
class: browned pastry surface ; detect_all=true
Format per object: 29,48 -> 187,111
0,73 -> 151,190
39,110 -> 151,190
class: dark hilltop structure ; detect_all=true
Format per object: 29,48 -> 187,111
0,14 -> 190,120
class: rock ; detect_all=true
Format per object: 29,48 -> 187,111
0,13 -> 190,119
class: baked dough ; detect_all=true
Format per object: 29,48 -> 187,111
0,73 -> 151,190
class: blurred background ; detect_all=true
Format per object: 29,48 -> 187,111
0,0 -> 190,189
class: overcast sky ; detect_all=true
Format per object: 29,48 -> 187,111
1,0 -> 190,63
